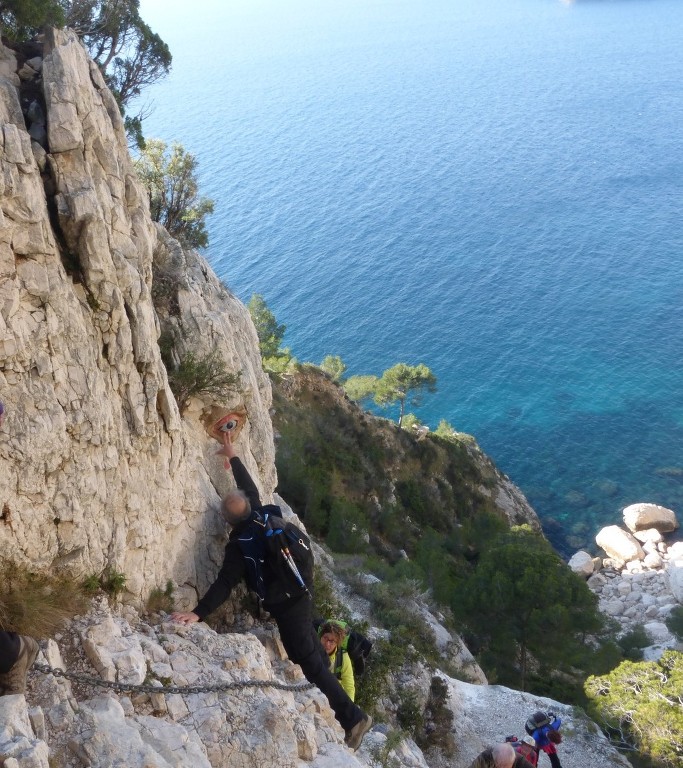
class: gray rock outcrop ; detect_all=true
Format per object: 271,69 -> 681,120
0,29 -> 274,602
439,675 -> 631,768
15,601 -> 414,768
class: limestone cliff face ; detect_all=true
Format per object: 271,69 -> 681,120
0,29 -> 275,602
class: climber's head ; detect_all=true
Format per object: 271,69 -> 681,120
222,489 -> 251,526
492,744 -> 516,768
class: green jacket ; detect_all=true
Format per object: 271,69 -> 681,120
328,647 -> 355,701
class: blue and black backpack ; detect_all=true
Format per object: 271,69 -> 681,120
235,505 -> 313,600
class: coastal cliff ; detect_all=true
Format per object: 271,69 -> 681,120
0,28 -> 635,768
0,29 -> 274,604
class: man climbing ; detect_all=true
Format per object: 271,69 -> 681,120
170,431 -> 373,750
0,401 -> 41,696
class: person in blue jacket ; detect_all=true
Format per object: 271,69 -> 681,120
527,712 -> 563,768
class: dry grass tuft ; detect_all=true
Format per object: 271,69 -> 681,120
0,562 -> 90,639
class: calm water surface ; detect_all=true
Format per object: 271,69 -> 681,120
137,0 -> 683,554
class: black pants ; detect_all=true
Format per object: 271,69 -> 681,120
0,631 -> 20,674
542,750 -> 562,768
269,596 -> 364,731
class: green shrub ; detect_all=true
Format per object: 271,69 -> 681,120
618,624 -> 650,661
82,573 -> 101,595
166,350 -> 240,413
396,687 -> 425,741
320,355 -> 347,382
101,569 -> 127,597
147,581 -> 175,613
313,569 -> 350,623
355,637 -> 405,718
325,500 -> 369,554
585,651 -> 683,767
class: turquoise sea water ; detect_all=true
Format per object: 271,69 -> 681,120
137,0 -> 683,555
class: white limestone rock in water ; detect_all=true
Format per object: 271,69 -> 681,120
643,552 -> 664,570
633,528 -> 664,544
623,503 -> 679,534
567,550 -> 595,578
596,526 -> 644,564
643,621 -> 673,645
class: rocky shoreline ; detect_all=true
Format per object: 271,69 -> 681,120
568,503 -> 683,654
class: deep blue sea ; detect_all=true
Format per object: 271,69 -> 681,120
137,0 -> 683,555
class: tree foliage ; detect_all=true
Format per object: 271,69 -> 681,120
0,0 -> 64,39
134,139 -> 214,248
320,354 -> 346,382
454,526 -> 605,690
248,294 -> 286,358
373,363 -> 437,427
0,1 -> 170,116
64,0 -> 171,108
585,651 -> 683,767
343,374 -> 378,404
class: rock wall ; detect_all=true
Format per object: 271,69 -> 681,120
441,675 -> 631,768
0,29 -> 275,603
0,599 -> 425,768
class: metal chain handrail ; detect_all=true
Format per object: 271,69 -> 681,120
33,662 -> 315,695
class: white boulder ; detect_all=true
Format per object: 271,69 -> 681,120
643,621 -> 672,645
81,618 -> 146,684
568,551 -> 595,578
668,558 -> 683,603
623,504 -> 678,534
596,526 -> 644,563
633,528 -> 664,544
643,552 -> 663,570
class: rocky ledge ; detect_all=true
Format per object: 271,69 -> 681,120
568,503 -> 683,653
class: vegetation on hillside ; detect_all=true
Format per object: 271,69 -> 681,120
0,562 -> 90,638
585,651 -> 683,767
271,366 -> 624,704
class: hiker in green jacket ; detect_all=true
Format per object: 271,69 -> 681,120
319,621 -> 355,701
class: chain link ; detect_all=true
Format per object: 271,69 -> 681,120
33,662 -> 315,695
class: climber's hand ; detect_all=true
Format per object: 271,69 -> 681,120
215,431 -> 237,467
170,611 -> 200,625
